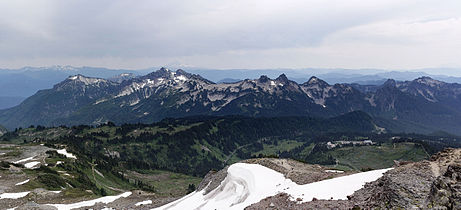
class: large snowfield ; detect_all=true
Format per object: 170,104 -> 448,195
154,163 -> 391,210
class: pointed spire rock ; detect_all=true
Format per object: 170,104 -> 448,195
383,79 -> 397,87
275,74 -> 289,83
304,76 -> 329,87
176,69 -> 187,74
258,75 -> 270,83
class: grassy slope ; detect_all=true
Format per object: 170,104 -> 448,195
0,143 -> 198,200
251,140 -> 305,157
126,169 -> 202,197
326,142 -> 429,171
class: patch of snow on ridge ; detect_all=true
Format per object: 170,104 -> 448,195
153,163 -> 391,210
13,156 -> 35,164
45,192 -> 131,210
325,170 -> 344,173
0,191 -> 30,199
175,75 -> 187,82
135,200 -> 152,206
15,179 -> 30,186
57,149 -> 77,159
24,161 -> 40,168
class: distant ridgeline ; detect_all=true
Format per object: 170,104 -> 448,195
1,68 -> 461,135
1,114 -> 460,176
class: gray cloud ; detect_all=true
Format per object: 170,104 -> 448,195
0,0 -> 460,73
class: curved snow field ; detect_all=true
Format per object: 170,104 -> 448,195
154,163 -> 391,210
45,192 -> 132,210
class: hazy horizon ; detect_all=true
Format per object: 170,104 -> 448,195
2,65 -> 461,78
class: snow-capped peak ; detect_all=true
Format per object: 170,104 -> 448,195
414,76 -> 443,87
67,75 -> 107,85
305,76 -> 329,86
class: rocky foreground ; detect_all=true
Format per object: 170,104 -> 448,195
3,146 -> 460,209
245,148 -> 461,209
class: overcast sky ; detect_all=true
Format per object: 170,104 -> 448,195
0,0 -> 460,74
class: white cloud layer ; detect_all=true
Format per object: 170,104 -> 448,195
0,0 -> 460,73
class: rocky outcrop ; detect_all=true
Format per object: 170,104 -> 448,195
348,148 -> 461,209
196,166 -> 229,194
350,160 -> 434,209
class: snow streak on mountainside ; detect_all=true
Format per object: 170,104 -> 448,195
154,163 -> 390,210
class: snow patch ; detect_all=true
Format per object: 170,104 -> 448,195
175,75 -> 187,82
24,161 -> 40,168
57,149 -> 77,159
45,192 -> 132,210
13,156 -> 35,164
135,200 -> 152,206
154,163 -> 391,210
0,191 -> 30,199
15,179 -> 30,186
325,170 -> 344,173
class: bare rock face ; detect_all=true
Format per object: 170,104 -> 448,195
429,164 -> 461,209
350,160 -> 435,209
196,166 -> 229,195
346,148 -> 461,209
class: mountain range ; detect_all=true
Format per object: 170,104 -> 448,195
1,68 -> 461,135
1,66 -> 461,110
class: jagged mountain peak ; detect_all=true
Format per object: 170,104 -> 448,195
382,79 -> 397,87
176,69 -> 187,74
258,75 -> 270,83
304,76 -> 329,87
143,68 -> 213,84
275,74 -> 289,83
